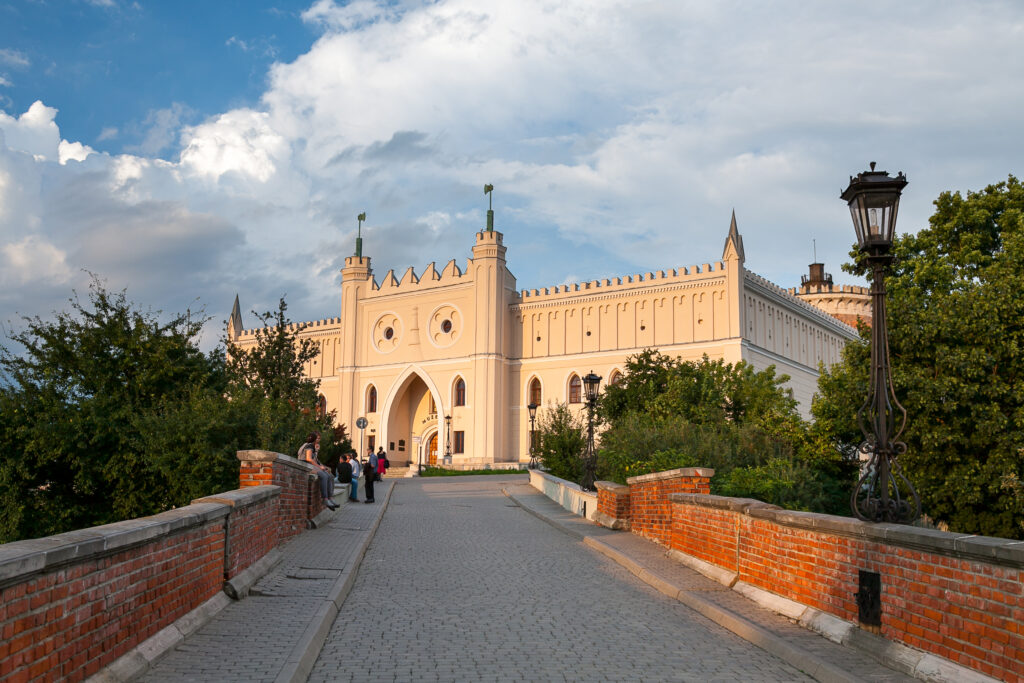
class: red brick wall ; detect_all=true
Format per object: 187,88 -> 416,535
238,450 -> 320,542
0,514 -> 225,682
667,494 -> 1024,682
625,468 -> 713,546
193,487 -> 280,581
596,484 -> 630,520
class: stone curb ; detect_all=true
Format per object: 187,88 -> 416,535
275,481 -> 395,683
224,548 -> 284,600
88,593 -> 233,682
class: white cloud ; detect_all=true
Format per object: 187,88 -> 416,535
58,140 -> 94,165
0,75 -> 11,88
0,49 -> 30,69
2,0 -> 1024,346
97,126 -> 118,142
0,100 -> 61,161
0,236 -> 72,287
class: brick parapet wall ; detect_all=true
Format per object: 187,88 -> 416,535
623,468 -> 713,546
0,503 -> 230,681
0,449 -> 331,682
238,449 -> 322,542
192,486 -> 280,580
594,481 -> 631,530
668,492 -> 1024,682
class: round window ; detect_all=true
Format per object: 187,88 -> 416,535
384,327 -> 394,340
441,319 -> 452,333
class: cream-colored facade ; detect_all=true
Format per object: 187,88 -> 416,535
228,215 -> 859,468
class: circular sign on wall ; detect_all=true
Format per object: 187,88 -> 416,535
356,417 -> 368,429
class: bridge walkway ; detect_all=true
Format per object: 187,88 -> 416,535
135,474 -> 913,682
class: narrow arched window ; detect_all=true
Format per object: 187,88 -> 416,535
568,374 -> 582,404
367,385 -> 377,413
529,378 -> 541,406
317,394 -> 327,418
454,378 -> 466,406
609,370 -> 622,386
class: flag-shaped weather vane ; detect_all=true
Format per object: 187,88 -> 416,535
484,184 -> 494,231
355,212 -> 366,257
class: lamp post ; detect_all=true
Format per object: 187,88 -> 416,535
580,371 -> 602,491
841,162 -> 920,525
444,414 -> 452,466
527,403 -> 539,469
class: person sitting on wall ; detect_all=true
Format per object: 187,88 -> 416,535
346,451 -> 361,502
300,432 -> 337,511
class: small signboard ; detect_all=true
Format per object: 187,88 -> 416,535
356,417 -> 368,429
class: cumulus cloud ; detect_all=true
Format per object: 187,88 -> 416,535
2,0 -> 1024,346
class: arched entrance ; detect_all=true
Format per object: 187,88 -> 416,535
381,368 -> 443,468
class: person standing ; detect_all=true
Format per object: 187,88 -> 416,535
377,446 -> 388,477
336,453 -> 353,501
368,448 -> 379,483
300,432 -> 337,510
347,452 -> 361,502
363,453 -> 376,503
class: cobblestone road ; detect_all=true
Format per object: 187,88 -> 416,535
310,475 -> 814,682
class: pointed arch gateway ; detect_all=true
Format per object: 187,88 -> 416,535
379,365 -> 445,468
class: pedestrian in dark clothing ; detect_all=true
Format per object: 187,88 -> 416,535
337,455 -> 353,501
363,456 -> 375,503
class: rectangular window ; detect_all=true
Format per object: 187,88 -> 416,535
368,436 -> 375,451
454,430 -> 465,454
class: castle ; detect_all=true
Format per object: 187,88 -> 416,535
227,212 -> 863,469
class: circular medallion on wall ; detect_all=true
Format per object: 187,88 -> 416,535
372,313 -> 402,353
428,304 -> 462,348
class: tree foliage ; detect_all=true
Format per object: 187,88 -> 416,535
815,176 -> 1024,538
0,281 -> 343,543
535,402 -> 587,481
595,351 -> 856,514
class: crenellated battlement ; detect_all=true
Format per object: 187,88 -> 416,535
788,283 -> 870,296
235,316 -> 342,339
515,261 -> 728,305
364,258 -> 473,297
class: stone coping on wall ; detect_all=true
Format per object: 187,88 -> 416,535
0,503 -> 231,586
237,449 -> 313,471
626,467 -> 715,485
594,481 -> 630,494
193,485 -> 280,508
669,492 -> 1024,569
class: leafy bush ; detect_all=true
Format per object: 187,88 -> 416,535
535,402 -> 587,482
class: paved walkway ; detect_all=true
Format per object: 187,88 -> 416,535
138,482 -> 396,683
136,475 -> 914,682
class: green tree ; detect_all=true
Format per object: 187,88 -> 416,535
596,350 -> 856,513
815,176 -> 1024,538
535,402 -> 587,481
0,280 -> 223,540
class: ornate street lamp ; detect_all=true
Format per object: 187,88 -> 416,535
444,414 -> 452,466
841,162 -> 919,524
580,371 -> 602,491
527,403 -> 539,469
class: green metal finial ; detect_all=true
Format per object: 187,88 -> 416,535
355,212 -> 366,257
484,184 -> 494,231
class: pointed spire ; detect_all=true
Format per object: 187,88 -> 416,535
228,294 -> 242,339
722,209 -> 745,263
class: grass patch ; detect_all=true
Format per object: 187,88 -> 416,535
419,466 -> 527,477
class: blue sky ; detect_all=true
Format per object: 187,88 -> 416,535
1,1 -> 313,154
1,1 -> 1023,349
